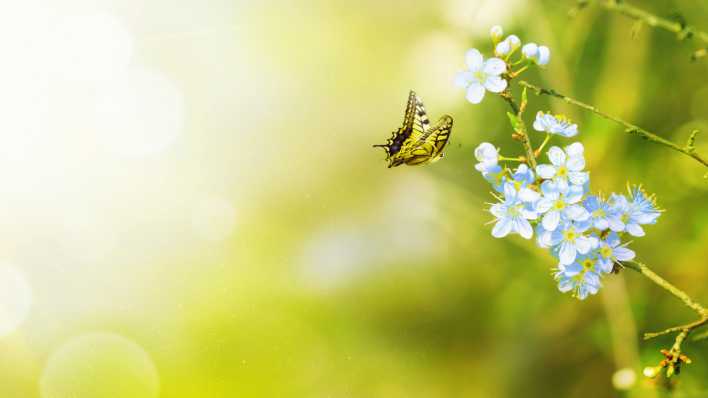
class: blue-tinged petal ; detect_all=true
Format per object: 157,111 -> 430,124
565,204 -> 589,221
503,182 -> 516,199
566,156 -> 585,171
575,236 -> 595,254
568,171 -> 588,185
563,261 -> 583,276
483,75 -> 507,93
454,71 -> 473,88
465,48 -> 483,71
565,142 -> 584,157
608,218 -> 625,232
533,112 -> 547,131
515,218 -> 533,239
491,218 -> 512,238
557,277 -> 574,292
625,223 -> 645,237
594,219 -> 609,230
597,258 -> 613,273
518,187 -> 540,202
559,241 -> 577,265
490,203 -> 505,218
465,82 -> 485,104
605,232 -> 620,247
536,164 -> 556,179
542,210 -> 560,231
565,186 -> 584,204
536,197 -> 553,213
483,58 -> 506,75
547,146 -> 566,166
613,246 -> 635,261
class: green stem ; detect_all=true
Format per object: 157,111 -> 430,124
585,0 -> 708,44
520,81 -> 708,168
500,91 -> 537,168
622,261 -> 708,340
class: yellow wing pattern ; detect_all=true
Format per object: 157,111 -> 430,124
373,91 -> 453,168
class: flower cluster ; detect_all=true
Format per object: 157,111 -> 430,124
456,25 -> 551,104
475,139 -> 661,299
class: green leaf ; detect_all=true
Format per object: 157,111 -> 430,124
507,112 -> 522,132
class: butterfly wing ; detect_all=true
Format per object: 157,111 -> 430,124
374,91 -> 430,165
400,115 -> 453,166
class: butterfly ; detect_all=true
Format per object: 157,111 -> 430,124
373,90 -> 453,168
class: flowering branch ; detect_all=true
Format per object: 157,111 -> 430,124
500,90 -> 537,168
519,81 -> 708,168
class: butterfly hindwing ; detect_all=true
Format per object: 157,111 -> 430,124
400,115 -> 453,166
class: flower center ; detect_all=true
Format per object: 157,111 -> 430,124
563,228 -> 577,242
557,166 -> 568,177
473,70 -> 487,82
508,204 -> 523,217
553,199 -> 566,210
592,209 -> 606,218
621,213 -> 630,223
582,258 -> 595,270
600,246 -> 613,258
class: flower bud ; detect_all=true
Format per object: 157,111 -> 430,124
522,43 -> 539,59
537,45 -> 550,66
490,25 -> 503,42
495,40 -> 510,56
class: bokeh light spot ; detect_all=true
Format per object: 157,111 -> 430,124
93,67 -> 184,157
40,332 -> 159,398
0,265 -> 32,337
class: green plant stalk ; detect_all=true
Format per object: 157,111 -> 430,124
520,81 -> 708,168
500,91 -> 537,168
622,261 -> 708,341
587,0 -> 708,44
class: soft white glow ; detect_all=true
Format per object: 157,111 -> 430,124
407,31 -> 467,109
444,0 -> 526,35
47,13 -> 135,82
0,265 -> 32,337
612,367 -> 637,390
93,67 -> 185,157
40,332 -> 159,398
191,196 -> 237,242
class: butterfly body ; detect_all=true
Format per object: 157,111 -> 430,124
374,91 -> 453,168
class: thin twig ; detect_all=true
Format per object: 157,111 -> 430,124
584,0 -> 708,44
621,261 -> 708,342
520,81 -> 708,168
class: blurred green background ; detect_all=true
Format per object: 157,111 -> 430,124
0,0 -> 706,397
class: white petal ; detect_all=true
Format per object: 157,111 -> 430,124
563,262 -> 583,276
494,40 -> 510,56
536,164 -> 556,179
474,142 -> 498,163
506,35 -> 520,48
483,58 -> 506,75
492,218 -> 512,238
483,75 -> 507,93
565,204 -> 589,221
503,182 -> 516,199
537,46 -> 550,65
568,171 -> 588,185
465,82 -> 485,104
454,71 -> 474,88
559,242 -> 577,265
565,142 -> 584,157
515,218 -> 533,239
535,198 -> 553,213
558,278 -> 574,292
626,223 -> 645,237
566,156 -> 585,171
518,187 -> 539,202
465,48 -> 483,71
521,43 -> 538,59
547,146 -> 566,166
490,203 -> 505,218
594,219 -> 609,230
490,25 -> 503,40
613,247 -> 635,261
542,210 -> 560,231
608,218 -> 625,232
575,236 -> 594,254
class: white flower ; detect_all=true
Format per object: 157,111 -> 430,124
494,35 -> 521,57
490,25 -> 503,42
455,49 -> 507,104
535,143 -> 588,190
533,111 -> 578,137
474,142 -> 498,169
521,42 -> 550,66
